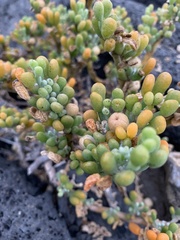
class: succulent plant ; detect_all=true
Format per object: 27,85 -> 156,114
0,0 -> 180,238
0,106 -> 35,129
57,172 -> 86,206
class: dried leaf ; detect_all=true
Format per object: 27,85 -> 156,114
29,107 -> 49,122
82,221 -> 112,239
85,118 -> 97,132
84,173 -> 100,192
122,80 -> 141,96
123,37 -> 137,50
16,124 -> 25,133
46,151 -> 62,163
84,174 -> 112,192
112,219 -> 123,230
12,79 -> 30,100
96,175 -> 112,191
79,135 -> 96,150
41,150 -> 62,164
75,202 -> 88,218
25,135 -> 36,142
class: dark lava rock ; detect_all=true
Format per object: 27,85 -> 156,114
165,152 -> 180,208
0,157 -> 71,240
128,0 -> 166,8
140,167 -> 171,221
0,0 -> 69,36
0,0 -> 31,36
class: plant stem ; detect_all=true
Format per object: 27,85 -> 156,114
87,60 -> 104,83
88,204 -> 146,226
142,38 -> 162,64
86,0 -> 94,11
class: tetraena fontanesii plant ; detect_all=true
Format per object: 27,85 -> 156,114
0,0 -> 180,239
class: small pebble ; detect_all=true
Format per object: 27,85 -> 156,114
177,44 -> 180,53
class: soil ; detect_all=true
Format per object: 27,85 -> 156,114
0,0 -> 180,240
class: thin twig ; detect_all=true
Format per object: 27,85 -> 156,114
0,137 -> 14,145
12,136 -> 25,163
87,203 -> 146,226
44,160 -> 58,186
104,188 -> 118,208
27,155 -> 49,175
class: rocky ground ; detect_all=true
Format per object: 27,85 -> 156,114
0,157 -> 72,240
0,0 -> 180,239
